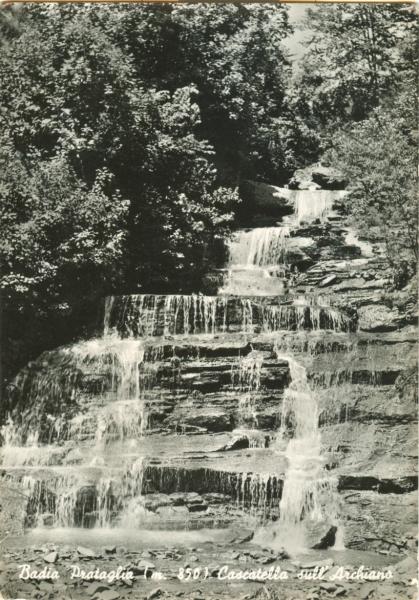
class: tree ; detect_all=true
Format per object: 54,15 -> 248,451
324,23 -> 417,288
0,147 -> 129,384
103,3 -> 295,183
298,4 -> 416,129
0,4 -> 241,384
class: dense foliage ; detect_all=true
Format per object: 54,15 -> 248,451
0,3 -> 417,384
296,4 -> 417,287
297,4 -> 415,127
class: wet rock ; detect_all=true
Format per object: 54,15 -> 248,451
43,551 -> 58,564
77,546 -> 97,558
289,164 -> 347,190
311,166 -> 347,190
338,475 -> 417,494
286,247 -> 314,271
171,505 -> 189,516
358,304 -> 401,332
239,181 -> 294,226
320,583 -> 338,593
260,555 -> 276,565
311,525 -> 337,549
142,493 -> 173,511
40,513 -> 54,527
180,411 -> 232,432
236,532 -> 254,543
298,180 -> 321,191
188,503 -> 208,512
131,560 -> 155,576
318,274 -> 339,288
202,493 -> 231,504
147,589 -> 163,600
170,492 -> 203,506
216,435 -> 250,451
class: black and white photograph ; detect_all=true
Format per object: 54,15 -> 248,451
0,2 -> 417,599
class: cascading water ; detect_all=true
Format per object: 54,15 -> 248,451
255,353 -> 341,553
0,319 -> 151,528
227,227 -> 290,268
1,183 -> 354,552
221,189 -> 345,296
294,190 -> 335,224
232,350 -> 264,430
221,227 -> 290,296
105,294 -> 230,337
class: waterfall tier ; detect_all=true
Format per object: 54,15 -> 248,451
104,294 -> 354,338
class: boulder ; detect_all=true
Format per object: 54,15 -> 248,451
289,164 -> 347,191
311,165 -> 347,190
43,551 -> 58,564
216,435 -> 250,451
238,181 -> 294,225
142,493 -> 173,511
170,492 -> 203,506
147,589 -> 163,600
285,247 -> 315,271
358,304 -> 401,332
311,526 -> 337,549
132,560 -> 155,576
180,411 -> 232,432
77,545 -> 97,558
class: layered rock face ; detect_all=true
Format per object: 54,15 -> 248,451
1,177 -> 417,564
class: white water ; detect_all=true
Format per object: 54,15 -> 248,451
105,294 -> 230,337
231,350 -> 264,429
255,354 -> 341,553
228,227 -> 290,268
0,330 -> 151,527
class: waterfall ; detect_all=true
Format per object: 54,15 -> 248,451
232,350 -> 264,429
221,190 -> 345,295
232,350 -> 264,392
228,227 -> 290,268
1,174 -> 361,548
105,294 -> 230,337
293,190 -> 347,224
255,353 -> 340,553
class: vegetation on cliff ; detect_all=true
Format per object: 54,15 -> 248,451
297,4 -> 417,288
